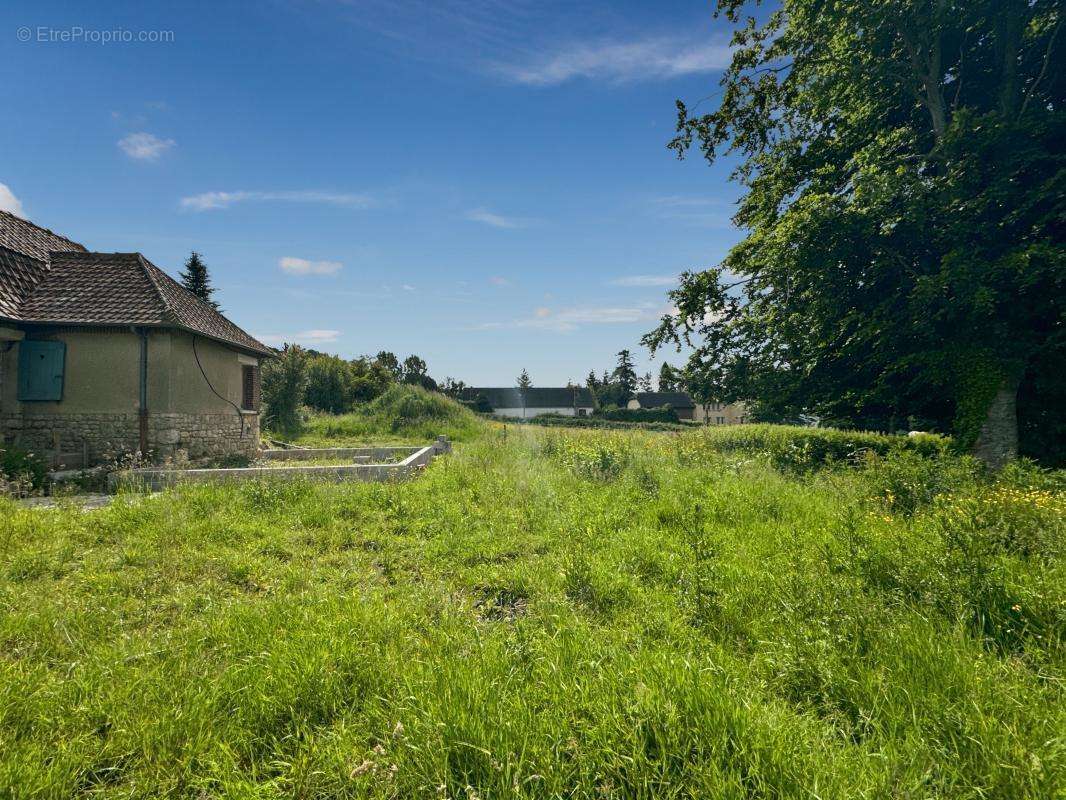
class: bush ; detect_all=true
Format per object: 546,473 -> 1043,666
304,354 -> 356,414
596,406 -> 680,423
262,344 -> 308,434
1,446 -> 47,494
859,448 -> 982,515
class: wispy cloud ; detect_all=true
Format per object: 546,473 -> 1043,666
257,329 -> 341,346
181,190 -> 376,212
609,275 -> 678,288
279,256 -> 343,276
465,208 -> 532,229
0,183 -> 25,217
494,35 -> 731,86
478,303 -> 668,333
649,195 -> 733,228
118,132 -> 175,161
489,275 -> 512,287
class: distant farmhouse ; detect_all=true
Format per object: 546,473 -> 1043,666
465,387 -> 595,418
628,392 -> 748,425
0,211 -> 272,466
465,385 -> 748,424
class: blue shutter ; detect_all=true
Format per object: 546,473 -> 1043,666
17,340 -> 66,401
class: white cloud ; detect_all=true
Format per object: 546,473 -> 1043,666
609,275 -> 678,287
478,303 -> 668,333
402,284 -> 416,292
118,132 -> 175,161
181,190 -> 376,212
0,183 -> 25,217
465,208 -> 531,229
278,256 -> 343,276
494,35 -> 732,86
489,275 -> 512,286
257,329 -> 341,346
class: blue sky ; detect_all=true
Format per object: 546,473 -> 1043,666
1,0 -> 745,386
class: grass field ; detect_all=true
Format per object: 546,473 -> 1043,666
1,411 -> 1064,797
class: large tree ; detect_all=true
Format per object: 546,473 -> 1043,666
644,0 -> 1064,467
178,251 -> 220,310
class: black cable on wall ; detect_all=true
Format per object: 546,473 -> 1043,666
192,335 -> 246,439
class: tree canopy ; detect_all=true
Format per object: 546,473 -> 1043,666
644,0 -> 1064,466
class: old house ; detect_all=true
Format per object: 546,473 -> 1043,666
0,211 -> 272,465
628,391 -> 748,425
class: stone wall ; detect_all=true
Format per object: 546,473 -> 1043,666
1,411 -> 259,466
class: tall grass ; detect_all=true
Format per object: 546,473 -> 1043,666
0,424 -> 1062,797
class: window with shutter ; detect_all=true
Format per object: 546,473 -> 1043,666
241,364 -> 255,411
18,340 -> 66,401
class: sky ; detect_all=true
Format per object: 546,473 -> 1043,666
1,0 -> 747,387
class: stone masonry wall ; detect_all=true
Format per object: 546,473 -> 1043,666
1,411 -> 259,466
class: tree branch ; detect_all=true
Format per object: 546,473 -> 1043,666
1020,17 -> 1062,116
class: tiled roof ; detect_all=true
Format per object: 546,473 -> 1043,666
0,212 -> 270,355
466,387 -> 594,409
0,210 -> 85,262
0,247 -> 49,320
633,391 -> 695,409
19,252 -> 271,355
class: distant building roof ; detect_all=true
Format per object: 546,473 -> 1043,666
633,391 -> 695,409
466,386 -> 594,409
0,213 -> 271,356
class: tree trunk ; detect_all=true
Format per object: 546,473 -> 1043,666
971,379 -> 1019,470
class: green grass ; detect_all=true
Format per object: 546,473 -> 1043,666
1,423 -> 1064,797
278,385 -> 483,447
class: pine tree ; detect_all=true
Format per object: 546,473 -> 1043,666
658,363 -> 679,392
612,349 -> 638,401
179,251 -> 220,310
516,369 -> 532,390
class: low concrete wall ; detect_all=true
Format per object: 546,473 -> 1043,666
110,437 -> 450,492
259,446 -> 419,462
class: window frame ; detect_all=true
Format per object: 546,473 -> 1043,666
241,363 -> 257,411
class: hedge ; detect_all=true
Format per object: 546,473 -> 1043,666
691,424 -> 952,470
595,406 -> 680,423
488,413 -> 693,432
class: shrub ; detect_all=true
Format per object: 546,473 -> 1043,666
860,449 -> 981,515
262,344 -> 308,434
304,353 -> 356,414
0,446 -> 47,495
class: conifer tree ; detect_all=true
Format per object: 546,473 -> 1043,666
179,251 -> 220,310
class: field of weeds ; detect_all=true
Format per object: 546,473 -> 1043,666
1,420 -> 1063,798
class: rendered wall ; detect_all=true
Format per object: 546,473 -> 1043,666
0,327 -> 261,463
